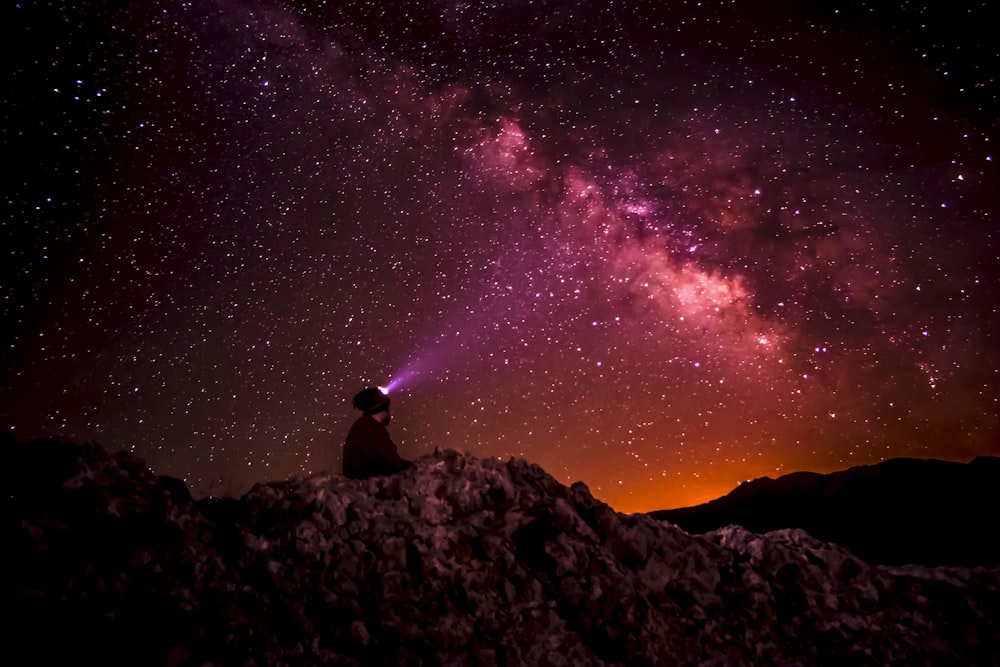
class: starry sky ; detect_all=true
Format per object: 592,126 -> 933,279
3,0 -> 997,512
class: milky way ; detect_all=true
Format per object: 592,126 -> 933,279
4,1 -> 997,511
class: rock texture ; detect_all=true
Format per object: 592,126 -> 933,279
649,456 -> 1000,567
9,437 -> 1000,666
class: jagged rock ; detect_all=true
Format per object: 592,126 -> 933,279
8,438 -> 1000,666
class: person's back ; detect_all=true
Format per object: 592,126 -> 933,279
342,387 -> 411,479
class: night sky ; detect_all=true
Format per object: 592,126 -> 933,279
4,1 -> 997,512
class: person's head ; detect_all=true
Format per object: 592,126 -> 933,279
352,387 -> 391,424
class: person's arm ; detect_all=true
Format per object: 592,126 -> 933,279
371,426 -> 411,472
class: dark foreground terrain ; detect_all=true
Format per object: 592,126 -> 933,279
9,437 -> 1000,665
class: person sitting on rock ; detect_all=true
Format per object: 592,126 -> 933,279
342,387 -> 412,479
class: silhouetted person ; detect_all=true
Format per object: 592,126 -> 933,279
342,387 -> 412,479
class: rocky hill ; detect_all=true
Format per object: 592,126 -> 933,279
648,456 -> 1000,568
9,437 -> 1000,666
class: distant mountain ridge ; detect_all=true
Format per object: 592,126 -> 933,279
649,456 -> 1000,567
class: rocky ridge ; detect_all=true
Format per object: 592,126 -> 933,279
9,438 -> 1000,665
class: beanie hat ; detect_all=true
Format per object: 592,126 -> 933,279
353,387 -> 390,415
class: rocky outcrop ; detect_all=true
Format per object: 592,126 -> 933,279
9,438 -> 1000,665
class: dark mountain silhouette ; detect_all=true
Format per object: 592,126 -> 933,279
8,437 -> 1000,665
649,456 -> 1000,567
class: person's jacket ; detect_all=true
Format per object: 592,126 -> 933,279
342,414 -> 411,479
